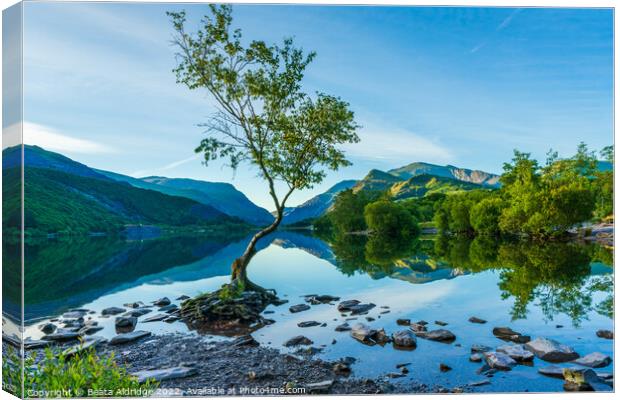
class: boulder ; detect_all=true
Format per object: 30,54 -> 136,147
469,317 -> 487,324
284,335 -> 313,347
109,330 -> 151,345
435,320 -> 448,326
471,344 -> 492,353
410,323 -> 427,333
484,351 -> 517,371
396,319 -> 411,326
392,330 -> 417,349
349,303 -> 376,315
142,314 -> 168,323
306,295 -> 340,304
350,323 -> 376,343
153,297 -> 171,306
573,352 -> 612,368
337,300 -> 360,312
79,325 -> 104,335
524,337 -> 579,362
158,304 -> 178,313
122,308 -> 152,318
415,329 -> 456,343
41,330 -> 81,342
335,323 -> 351,332
289,304 -> 311,313
115,316 -> 137,331
497,344 -> 535,362
101,307 -> 126,316
563,367 -> 611,391
415,320 -> 428,326
596,330 -> 613,340
133,367 -> 198,383
297,321 -> 321,328
123,302 -> 143,309
439,363 -> 452,372
492,327 -> 531,343
176,295 -> 190,301
39,323 -> 56,334
469,353 -> 483,363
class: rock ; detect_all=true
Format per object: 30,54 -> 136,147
365,317 -> 375,322
123,302 -> 142,308
305,380 -> 333,393
563,368 -> 610,391
387,372 -> 406,378
396,362 -> 410,369
23,339 -> 52,350
337,300 -> 360,312
39,323 -> 56,334
396,319 -> 410,326
176,295 -> 190,301
263,310 -> 275,314
115,316 -> 137,330
333,363 -> 351,376
350,323 -> 376,343
349,303 -> 376,315
306,295 -> 340,304
596,330 -> 613,339
469,353 -> 483,362
142,314 -> 168,323
373,328 -> 390,344
415,320 -> 428,326
62,337 -> 105,358
415,329 -> 456,343
133,367 -> 198,383
62,310 -> 86,319
471,344 -> 493,353
122,308 -> 152,318
400,367 -> 409,374
468,380 -> 491,387
153,297 -> 171,306
391,330 -> 417,348
232,335 -> 259,347
163,316 -> 180,323
439,363 -> 452,372
289,304 -> 311,313
492,327 -> 531,343
435,320 -> 448,326
101,307 -> 126,316
497,344 -> 535,362
284,335 -> 313,347
41,330 -> 81,342
469,317 -> 487,324
573,352 -> 612,368
484,351 -> 517,370
339,356 -> 357,366
158,304 -> 178,313
109,330 -> 151,345
538,366 -> 565,378
335,323 -> 351,332
297,321 -> 321,328
79,325 -> 104,335
524,337 -> 579,362
409,323 -> 427,333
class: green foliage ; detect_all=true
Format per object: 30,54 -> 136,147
2,345 -> 157,398
218,280 -> 245,301
328,189 -> 380,233
593,145 -> 613,220
168,5 -> 359,218
470,196 -> 503,234
434,190 -> 493,234
400,193 -> 446,223
364,200 -> 419,237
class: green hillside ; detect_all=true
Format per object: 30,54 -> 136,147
389,174 -> 485,200
10,167 -> 241,236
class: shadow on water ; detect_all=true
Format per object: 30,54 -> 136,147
9,228 -> 613,328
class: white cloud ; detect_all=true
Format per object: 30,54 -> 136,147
343,125 -> 453,165
130,154 -> 201,178
21,122 -> 116,154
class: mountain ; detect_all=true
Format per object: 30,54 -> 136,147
352,169 -> 403,193
97,171 -> 274,226
388,162 -> 500,187
388,174 -> 485,199
3,146 -> 238,235
282,180 -> 357,225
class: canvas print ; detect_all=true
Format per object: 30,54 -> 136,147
1,1 -> 614,398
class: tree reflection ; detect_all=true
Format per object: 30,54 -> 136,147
328,231 -> 613,326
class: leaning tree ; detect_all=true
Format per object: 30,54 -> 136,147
168,5 -> 359,293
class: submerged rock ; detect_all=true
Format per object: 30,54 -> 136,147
415,329 -> 456,343
298,321 -> 321,328
496,344 -> 535,362
153,297 -> 171,306
468,317 -> 487,324
133,367 -> 198,383
525,337 -> 579,362
142,314 -> 170,323
410,323 -> 427,333
284,335 -> 313,347
469,353 -> 483,363
101,307 -> 126,316
471,344 -> 493,353
573,352 -> 612,368
435,320 -> 448,326
337,300 -> 360,312
122,308 -> 152,318
396,319 -> 411,326
158,304 -> 179,313
596,330 -> 613,340
115,316 -> 137,331
109,330 -> 151,345
439,363 -> 452,372
484,351 -> 517,371
305,295 -> 340,304
350,323 -> 376,343
349,303 -> 376,315
41,330 -> 81,342
335,323 -> 352,332
392,330 -> 417,349
289,304 -> 311,313
492,327 -> 531,343
79,325 -> 104,336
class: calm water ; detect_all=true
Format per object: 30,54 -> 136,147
9,231 -> 614,392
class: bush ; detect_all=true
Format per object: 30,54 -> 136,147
470,197 -> 503,234
2,345 -> 158,398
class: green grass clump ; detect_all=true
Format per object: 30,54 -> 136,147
2,346 -> 158,398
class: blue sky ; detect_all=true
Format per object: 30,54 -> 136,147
19,3 -> 613,209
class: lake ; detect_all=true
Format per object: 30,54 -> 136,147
7,231 -> 614,393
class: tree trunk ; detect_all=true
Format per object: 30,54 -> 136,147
230,211 -> 283,291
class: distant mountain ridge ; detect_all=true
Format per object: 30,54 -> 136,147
282,180 -> 357,225
388,161 -> 500,187
97,171 -> 274,226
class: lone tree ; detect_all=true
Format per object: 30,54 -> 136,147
168,5 -> 359,291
